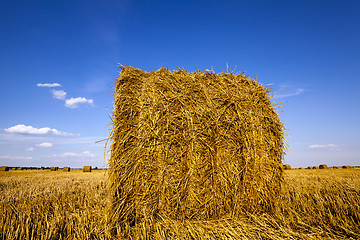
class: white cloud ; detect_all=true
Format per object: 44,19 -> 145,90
51,90 -> 67,100
4,124 -> 75,136
309,144 -> 339,149
82,151 -> 96,158
61,152 -> 78,157
50,151 -> 96,158
26,147 -> 34,151
0,155 -> 33,160
38,83 -> 94,109
37,83 -> 62,87
273,88 -> 305,99
65,97 -> 94,108
36,142 -> 53,148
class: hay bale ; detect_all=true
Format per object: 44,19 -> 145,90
313,166 -> 319,169
0,166 -> 9,171
306,166 -> 312,169
283,164 -> 291,170
50,167 -> 58,171
319,164 -> 328,169
83,166 -> 92,172
107,66 -> 286,232
63,167 -> 70,172
342,165 -> 352,169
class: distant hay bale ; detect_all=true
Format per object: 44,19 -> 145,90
283,164 -> 291,170
342,165 -> 352,169
0,166 -> 9,171
50,167 -> 58,171
83,166 -> 92,172
107,66 -> 286,234
63,167 -> 70,172
11,167 -> 16,170
313,166 -> 319,169
319,164 -> 328,169
306,166 -> 312,169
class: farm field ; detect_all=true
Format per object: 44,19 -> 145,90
0,168 -> 359,239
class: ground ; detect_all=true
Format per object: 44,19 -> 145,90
0,168 -> 359,239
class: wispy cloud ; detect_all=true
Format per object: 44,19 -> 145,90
51,90 -> 67,100
273,88 -> 305,99
309,144 -> 340,149
4,124 -> 75,136
37,83 -> 62,87
26,147 -> 34,151
36,142 -> 53,147
65,97 -> 94,108
0,155 -> 33,160
49,151 -> 96,158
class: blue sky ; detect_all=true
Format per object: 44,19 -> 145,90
0,0 -> 359,168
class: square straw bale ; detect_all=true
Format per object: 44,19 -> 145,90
283,164 -> 291,170
107,66 -> 286,234
63,167 -> 71,172
0,166 -> 9,171
83,166 -> 92,172
319,164 -> 328,169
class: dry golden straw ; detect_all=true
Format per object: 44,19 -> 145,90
50,167 -> 58,171
83,166 -> 92,172
107,66 -> 286,237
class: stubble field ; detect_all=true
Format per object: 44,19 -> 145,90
0,168 -> 359,239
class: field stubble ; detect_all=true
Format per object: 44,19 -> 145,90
0,168 -> 359,239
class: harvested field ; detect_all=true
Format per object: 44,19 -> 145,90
0,168 -> 359,239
